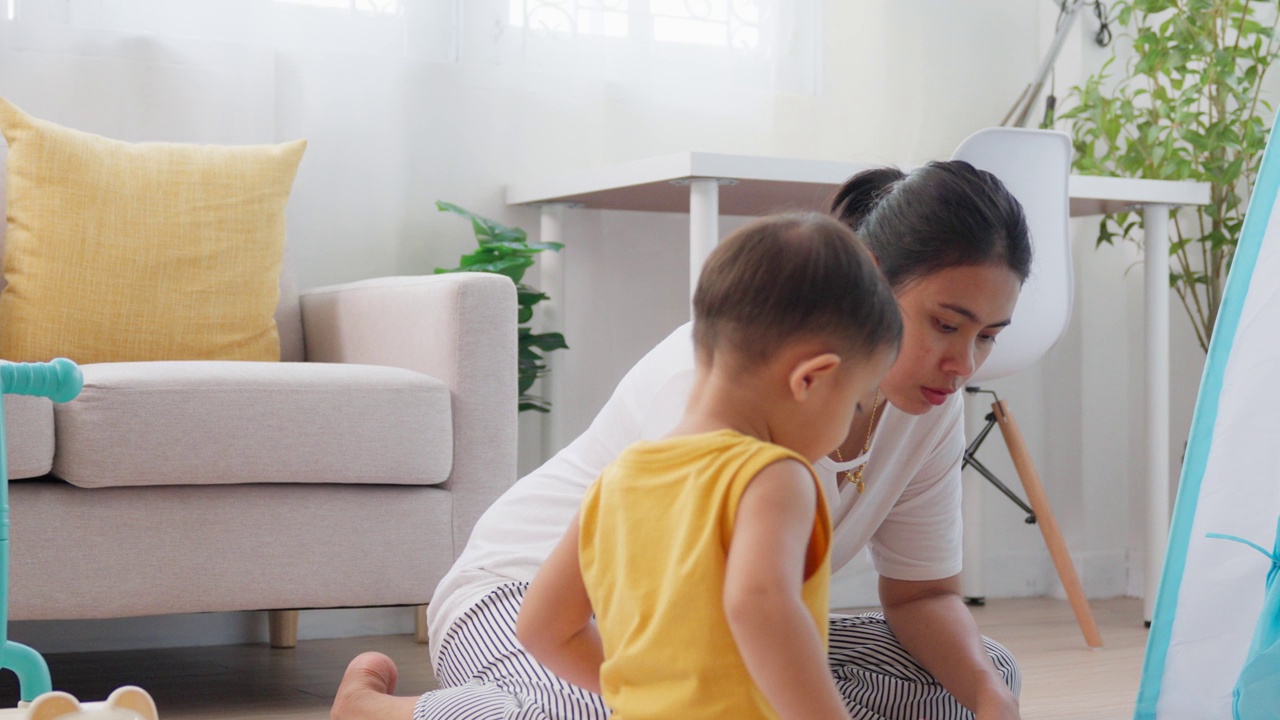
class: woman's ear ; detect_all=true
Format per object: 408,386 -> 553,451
788,352 -> 842,400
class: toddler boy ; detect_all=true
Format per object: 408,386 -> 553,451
517,212 -> 902,719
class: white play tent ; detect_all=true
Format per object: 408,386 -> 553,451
1135,120 -> 1280,718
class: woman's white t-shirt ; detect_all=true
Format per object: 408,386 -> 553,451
427,322 -> 965,663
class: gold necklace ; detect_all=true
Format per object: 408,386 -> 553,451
833,392 -> 881,494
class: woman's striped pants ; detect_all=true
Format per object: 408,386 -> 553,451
415,583 -> 1020,720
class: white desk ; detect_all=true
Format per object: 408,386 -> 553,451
508,152 -> 1210,621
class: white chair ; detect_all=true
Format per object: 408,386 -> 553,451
950,128 -> 1102,647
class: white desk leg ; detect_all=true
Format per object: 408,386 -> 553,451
1143,202 -> 1172,624
688,179 -> 721,305
539,202 -> 568,460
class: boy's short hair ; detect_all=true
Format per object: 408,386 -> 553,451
692,212 -> 902,365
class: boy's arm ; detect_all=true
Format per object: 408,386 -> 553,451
515,514 -> 604,694
723,460 -> 850,720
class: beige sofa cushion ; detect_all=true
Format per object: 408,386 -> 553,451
6,395 -> 53,479
53,361 -> 452,489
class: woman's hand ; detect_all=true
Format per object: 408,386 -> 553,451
973,682 -> 1020,720
879,575 -> 1021,719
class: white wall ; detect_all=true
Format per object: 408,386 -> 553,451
0,0 -> 1206,649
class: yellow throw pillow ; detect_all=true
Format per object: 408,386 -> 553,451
0,97 -> 305,363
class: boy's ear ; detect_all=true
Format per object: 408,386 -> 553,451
788,352 -> 842,400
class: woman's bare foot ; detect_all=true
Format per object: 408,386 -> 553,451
331,652 -> 419,720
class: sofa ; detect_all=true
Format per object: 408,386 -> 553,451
2,267 -> 517,647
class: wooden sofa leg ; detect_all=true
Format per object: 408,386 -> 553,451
269,610 -> 299,649
415,605 -> 429,644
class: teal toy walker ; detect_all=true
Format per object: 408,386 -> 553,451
0,358 -> 82,703
0,359 -> 157,720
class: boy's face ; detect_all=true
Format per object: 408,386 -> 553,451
805,346 -> 897,461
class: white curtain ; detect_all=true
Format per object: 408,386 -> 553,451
11,0 -> 818,94
492,0 -> 820,94
14,0 -> 459,62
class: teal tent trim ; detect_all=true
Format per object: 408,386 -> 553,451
1133,113 -> 1280,718
1206,522 -> 1280,719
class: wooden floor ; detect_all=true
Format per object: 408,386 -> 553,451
968,598 -> 1147,720
0,597 -> 1147,719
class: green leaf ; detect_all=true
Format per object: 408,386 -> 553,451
518,373 -> 537,394
436,200 -> 527,246
517,288 -> 550,307
459,256 -> 535,282
527,242 -> 565,252
523,332 -> 570,352
519,395 -> 552,413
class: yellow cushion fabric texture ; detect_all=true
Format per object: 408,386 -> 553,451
0,97 -> 305,363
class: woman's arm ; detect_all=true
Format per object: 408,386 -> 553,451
879,574 -> 1019,720
724,460 -> 850,720
515,515 -> 604,694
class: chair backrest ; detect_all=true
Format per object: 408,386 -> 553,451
951,128 -> 1074,383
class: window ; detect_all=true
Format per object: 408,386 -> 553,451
276,0 -> 402,12
509,0 -> 764,50
10,0 -> 457,61
500,0 -> 819,93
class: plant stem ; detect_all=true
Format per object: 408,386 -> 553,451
1245,9 -> 1280,141
1233,0 -> 1253,53
1174,280 -> 1209,351
1174,214 -> 1209,340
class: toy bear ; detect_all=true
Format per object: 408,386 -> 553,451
24,687 -> 157,720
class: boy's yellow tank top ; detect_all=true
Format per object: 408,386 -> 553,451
578,429 -> 831,720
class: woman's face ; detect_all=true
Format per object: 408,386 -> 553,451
880,263 -> 1022,415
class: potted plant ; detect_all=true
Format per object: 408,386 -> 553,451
435,201 -> 568,413
1058,0 -> 1280,351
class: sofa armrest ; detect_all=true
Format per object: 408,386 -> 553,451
299,273 -> 517,556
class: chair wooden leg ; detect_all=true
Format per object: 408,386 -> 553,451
414,605 -> 429,644
268,610 -> 299,649
992,400 -> 1104,649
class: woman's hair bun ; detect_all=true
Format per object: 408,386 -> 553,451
829,167 -> 908,230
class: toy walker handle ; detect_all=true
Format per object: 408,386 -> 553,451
0,358 -> 82,403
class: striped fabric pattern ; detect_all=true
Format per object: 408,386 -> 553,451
417,584 -> 609,720
418,583 -> 1019,720
828,614 -> 1020,719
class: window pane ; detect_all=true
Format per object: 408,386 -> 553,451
499,0 -> 817,93
14,0 -> 458,62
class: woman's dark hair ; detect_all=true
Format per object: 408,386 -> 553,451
829,161 -> 1032,289
693,212 -> 902,366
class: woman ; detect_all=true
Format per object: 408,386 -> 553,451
334,160 -> 1031,720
